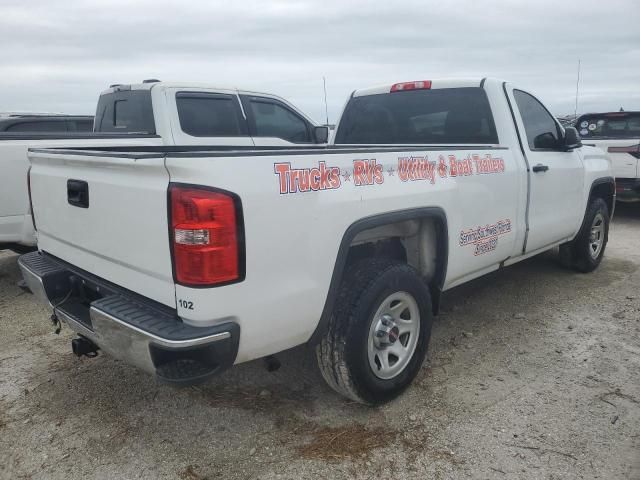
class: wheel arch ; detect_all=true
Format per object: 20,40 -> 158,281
570,176 -> 615,244
308,207 -> 448,345
589,176 -> 615,217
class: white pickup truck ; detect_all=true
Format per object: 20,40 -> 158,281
0,80 -> 326,251
20,78 -> 613,404
574,111 -> 640,202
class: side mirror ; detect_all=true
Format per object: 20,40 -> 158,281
563,127 -> 582,151
533,132 -> 559,149
314,126 -> 329,144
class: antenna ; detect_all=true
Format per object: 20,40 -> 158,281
574,59 -> 581,118
323,76 -> 329,126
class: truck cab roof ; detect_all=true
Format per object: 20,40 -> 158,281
102,81 -> 302,107
351,78 -> 502,97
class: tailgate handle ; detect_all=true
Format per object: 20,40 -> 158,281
67,179 -> 89,208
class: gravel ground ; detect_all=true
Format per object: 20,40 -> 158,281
1,205 -> 639,480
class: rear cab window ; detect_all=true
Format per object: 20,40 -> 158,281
176,92 -> 247,137
334,87 -> 498,144
575,113 -> 640,139
95,90 -> 156,134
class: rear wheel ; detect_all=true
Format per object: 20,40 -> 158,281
559,197 -> 610,273
316,259 -> 432,405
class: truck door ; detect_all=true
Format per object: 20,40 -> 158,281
506,88 -> 584,253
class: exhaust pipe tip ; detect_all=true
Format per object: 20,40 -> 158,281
71,337 -> 99,358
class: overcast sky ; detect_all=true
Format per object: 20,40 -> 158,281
1,0 -> 638,123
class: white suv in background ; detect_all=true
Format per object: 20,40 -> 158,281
575,111 -> 640,202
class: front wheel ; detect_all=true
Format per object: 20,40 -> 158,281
316,259 -> 433,405
559,197 -> 610,273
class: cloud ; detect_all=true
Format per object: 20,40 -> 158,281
0,0 -> 638,121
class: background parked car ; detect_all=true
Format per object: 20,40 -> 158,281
0,113 -> 94,133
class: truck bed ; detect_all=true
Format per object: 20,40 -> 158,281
28,143 -> 518,363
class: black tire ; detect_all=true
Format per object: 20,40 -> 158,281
559,197 -> 610,273
315,258 -> 432,405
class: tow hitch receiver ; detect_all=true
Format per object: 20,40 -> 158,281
71,337 -> 99,358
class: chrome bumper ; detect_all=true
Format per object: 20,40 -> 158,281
18,251 -> 239,384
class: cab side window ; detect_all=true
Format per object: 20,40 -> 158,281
176,92 -> 247,137
245,98 -> 311,143
514,90 -> 562,150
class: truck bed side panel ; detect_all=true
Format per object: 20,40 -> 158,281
166,147 -> 522,362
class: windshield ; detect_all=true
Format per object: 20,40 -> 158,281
334,87 -> 498,145
575,113 -> 640,139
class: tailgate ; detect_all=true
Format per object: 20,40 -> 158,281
28,149 -> 175,307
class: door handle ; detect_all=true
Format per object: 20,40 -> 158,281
532,164 -> 549,173
67,179 -> 89,208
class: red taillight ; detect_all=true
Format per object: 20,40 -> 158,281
27,166 -> 37,231
169,184 -> 243,287
390,80 -> 432,92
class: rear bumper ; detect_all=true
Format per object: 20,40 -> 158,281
615,178 -> 640,202
18,251 -> 239,385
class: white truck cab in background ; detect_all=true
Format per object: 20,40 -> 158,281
97,80 -> 326,147
0,80 -> 326,251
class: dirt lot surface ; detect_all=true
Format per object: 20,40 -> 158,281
1,205 -> 639,480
